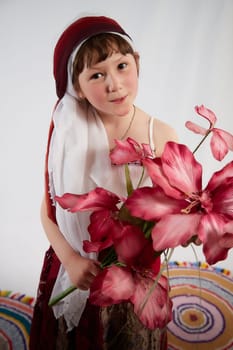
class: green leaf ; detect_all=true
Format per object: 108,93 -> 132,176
125,164 -> 134,195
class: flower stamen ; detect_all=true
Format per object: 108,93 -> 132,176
181,199 -> 199,214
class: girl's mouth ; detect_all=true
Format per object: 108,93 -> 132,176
111,96 -> 126,104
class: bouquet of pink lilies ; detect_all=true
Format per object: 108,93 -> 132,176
52,105 -> 233,330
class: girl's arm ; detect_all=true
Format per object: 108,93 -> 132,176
40,196 -> 101,290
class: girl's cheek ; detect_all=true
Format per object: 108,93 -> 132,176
88,91 -> 105,106
127,76 -> 138,90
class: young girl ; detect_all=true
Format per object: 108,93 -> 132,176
29,15 -> 178,350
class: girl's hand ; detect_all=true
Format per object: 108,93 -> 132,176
65,253 -> 101,290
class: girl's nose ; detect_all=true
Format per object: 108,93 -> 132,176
106,74 -> 121,92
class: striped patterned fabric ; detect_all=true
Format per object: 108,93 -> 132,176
1,262 -> 232,349
165,262 -> 233,350
0,290 -> 35,350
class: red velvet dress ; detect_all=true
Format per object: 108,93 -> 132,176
29,246 -> 103,350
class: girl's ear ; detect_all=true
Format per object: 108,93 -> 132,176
77,91 -> 85,100
133,51 -> 140,75
73,79 -> 85,100
75,86 -> 85,101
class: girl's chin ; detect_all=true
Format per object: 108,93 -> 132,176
97,105 -> 133,119
112,103 -> 134,117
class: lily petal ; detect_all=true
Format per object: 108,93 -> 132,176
221,221 -> 233,248
152,213 -> 201,251
206,161 -> 233,193
195,105 -> 217,127
161,142 -> 202,195
83,238 -> 113,253
210,132 -> 229,161
130,274 -> 172,329
90,265 -> 134,306
198,214 -> 229,264
114,225 -> 147,265
143,158 -> 183,199
142,143 -> 154,158
55,187 -> 120,212
125,187 -> 186,221
212,178 -> 233,219
138,248 -> 161,274
214,128 -> 233,151
88,210 -> 123,242
219,233 -> 233,249
110,138 -> 143,164
223,220 -> 233,234
198,213 -> 226,242
185,121 -> 207,135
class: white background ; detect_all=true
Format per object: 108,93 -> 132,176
0,0 -> 232,296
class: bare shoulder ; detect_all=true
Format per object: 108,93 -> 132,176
153,117 -> 178,157
132,107 -> 178,156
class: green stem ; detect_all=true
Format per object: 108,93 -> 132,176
136,166 -> 145,188
125,164 -> 134,195
48,285 -> 77,307
100,248 -> 117,268
192,130 -> 211,155
138,248 -> 174,314
142,221 -> 154,239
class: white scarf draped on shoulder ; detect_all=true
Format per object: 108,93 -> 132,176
48,62 -> 114,330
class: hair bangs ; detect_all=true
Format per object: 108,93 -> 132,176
72,33 -> 134,86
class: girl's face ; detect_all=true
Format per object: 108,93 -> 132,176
77,52 -> 139,119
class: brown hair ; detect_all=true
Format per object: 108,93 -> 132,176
72,33 -> 138,91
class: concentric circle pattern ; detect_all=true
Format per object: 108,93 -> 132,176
165,262 -> 233,350
0,291 -> 34,350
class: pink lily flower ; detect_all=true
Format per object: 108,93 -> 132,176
185,105 -> 233,161
92,220 -> 172,330
113,224 -> 161,274
56,188 -> 125,254
110,137 -> 154,165
91,217 -> 170,328
125,141 -> 233,264
111,225 -> 170,329
90,262 -> 172,329
83,209 -> 124,253
86,209 -> 161,273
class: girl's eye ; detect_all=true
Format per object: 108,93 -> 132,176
118,62 -> 127,70
90,72 -> 103,80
